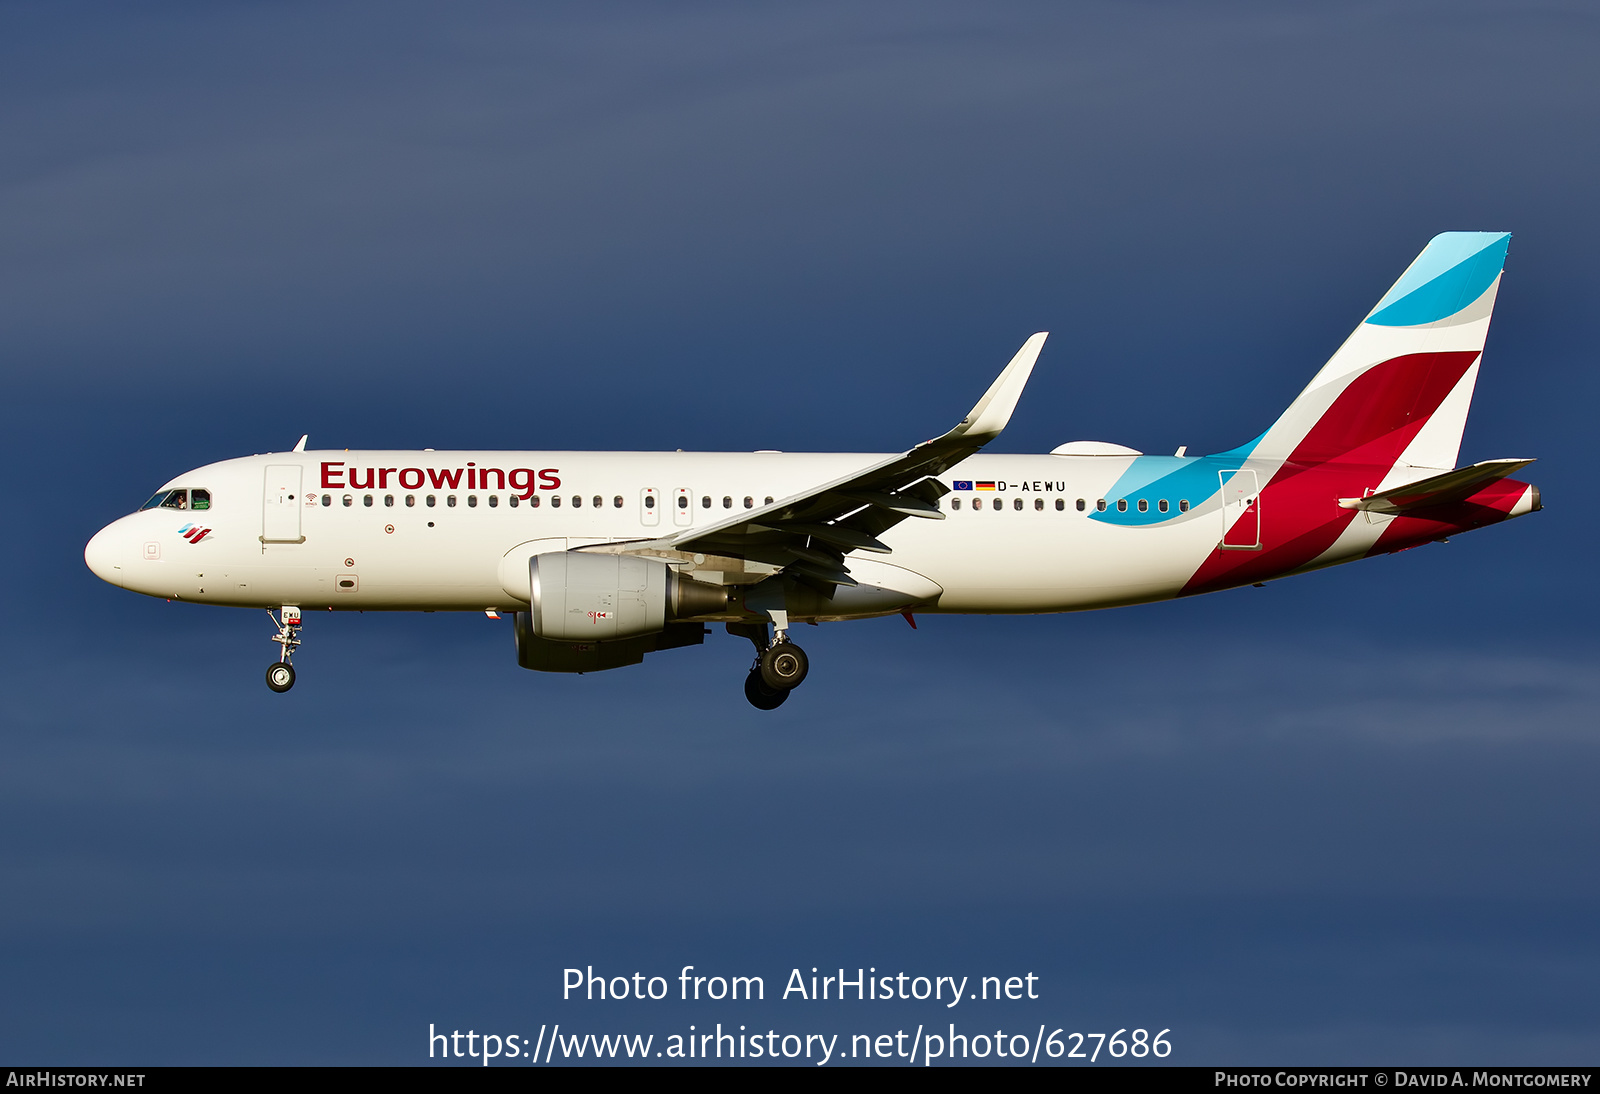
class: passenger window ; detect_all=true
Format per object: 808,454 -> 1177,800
743,496 -> 753,509
1056,498 -> 1066,511
765,496 -> 773,505
342,495 -> 352,506
1158,499 -> 1169,513
551,496 -> 561,508
426,495 -> 436,507
723,496 -> 732,508
322,495 -> 332,506
1096,499 -> 1107,512
1137,499 -> 1148,513
677,495 -> 688,509
643,495 -> 654,509
364,495 -> 373,507
1117,499 -> 1128,512
1179,499 -> 1189,512
701,496 -> 711,509
509,495 -> 519,508
190,489 -> 210,510
1035,498 -> 1044,511
405,495 -> 415,507
613,496 -> 623,508
1075,498 -> 1085,511
951,497 -> 962,510
467,495 -> 477,508
593,496 -> 602,508
571,495 -> 581,508
1013,498 -> 1023,511
447,495 -> 457,507
488,495 -> 498,508
529,496 -> 540,507
385,495 -> 394,507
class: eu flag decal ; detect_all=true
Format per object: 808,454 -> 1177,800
952,480 -> 973,491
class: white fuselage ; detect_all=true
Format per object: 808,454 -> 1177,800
85,448 -> 1282,620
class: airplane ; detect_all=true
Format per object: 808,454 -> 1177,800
85,232 -> 1540,709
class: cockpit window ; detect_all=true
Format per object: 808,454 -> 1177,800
139,488 -> 210,511
141,489 -> 188,511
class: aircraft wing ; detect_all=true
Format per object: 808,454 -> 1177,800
1337,458 -> 1536,515
583,333 -> 1047,589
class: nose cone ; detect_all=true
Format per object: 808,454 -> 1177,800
85,521 -> 127,586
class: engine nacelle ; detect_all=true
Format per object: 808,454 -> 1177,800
528,552 -> 727,641
514,614 -> 709,673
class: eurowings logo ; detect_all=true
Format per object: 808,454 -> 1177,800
178,523 -> 213,544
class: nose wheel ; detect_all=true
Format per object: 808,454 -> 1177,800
265,607 -> 302,693
266,662 -> 296,692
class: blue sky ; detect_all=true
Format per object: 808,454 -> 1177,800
1,1 -> 1595,1065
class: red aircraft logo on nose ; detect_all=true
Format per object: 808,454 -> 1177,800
178,523 -> 212,544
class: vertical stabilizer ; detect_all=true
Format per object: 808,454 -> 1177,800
1241,232 -> 1510,473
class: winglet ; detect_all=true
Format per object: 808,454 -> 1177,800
943,332 -> 1047,443
292,434 -> 308,452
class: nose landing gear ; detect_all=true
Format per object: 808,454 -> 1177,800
729,617 -> 809,710
266,606 -> 301,692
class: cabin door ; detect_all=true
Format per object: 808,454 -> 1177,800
262,465 -> 306,544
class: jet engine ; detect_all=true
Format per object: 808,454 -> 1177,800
528,551 -> 727,641
514,552 -> 727,674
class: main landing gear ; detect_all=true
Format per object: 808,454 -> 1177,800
729,618 -> 810,710
266,606 -> 301,693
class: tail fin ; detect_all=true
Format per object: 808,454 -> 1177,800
1241,232 -> 1510,471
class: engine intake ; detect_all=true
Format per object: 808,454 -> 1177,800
528,552 -> 727,641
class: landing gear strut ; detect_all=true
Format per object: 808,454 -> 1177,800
728,615 -> 809,710
266,606 -> 301,692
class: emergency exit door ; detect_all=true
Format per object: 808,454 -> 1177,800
262,465 -> 306,544
1219,469 -> 1261,550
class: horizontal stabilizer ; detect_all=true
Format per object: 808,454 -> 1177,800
1338,459 -> 1535,514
